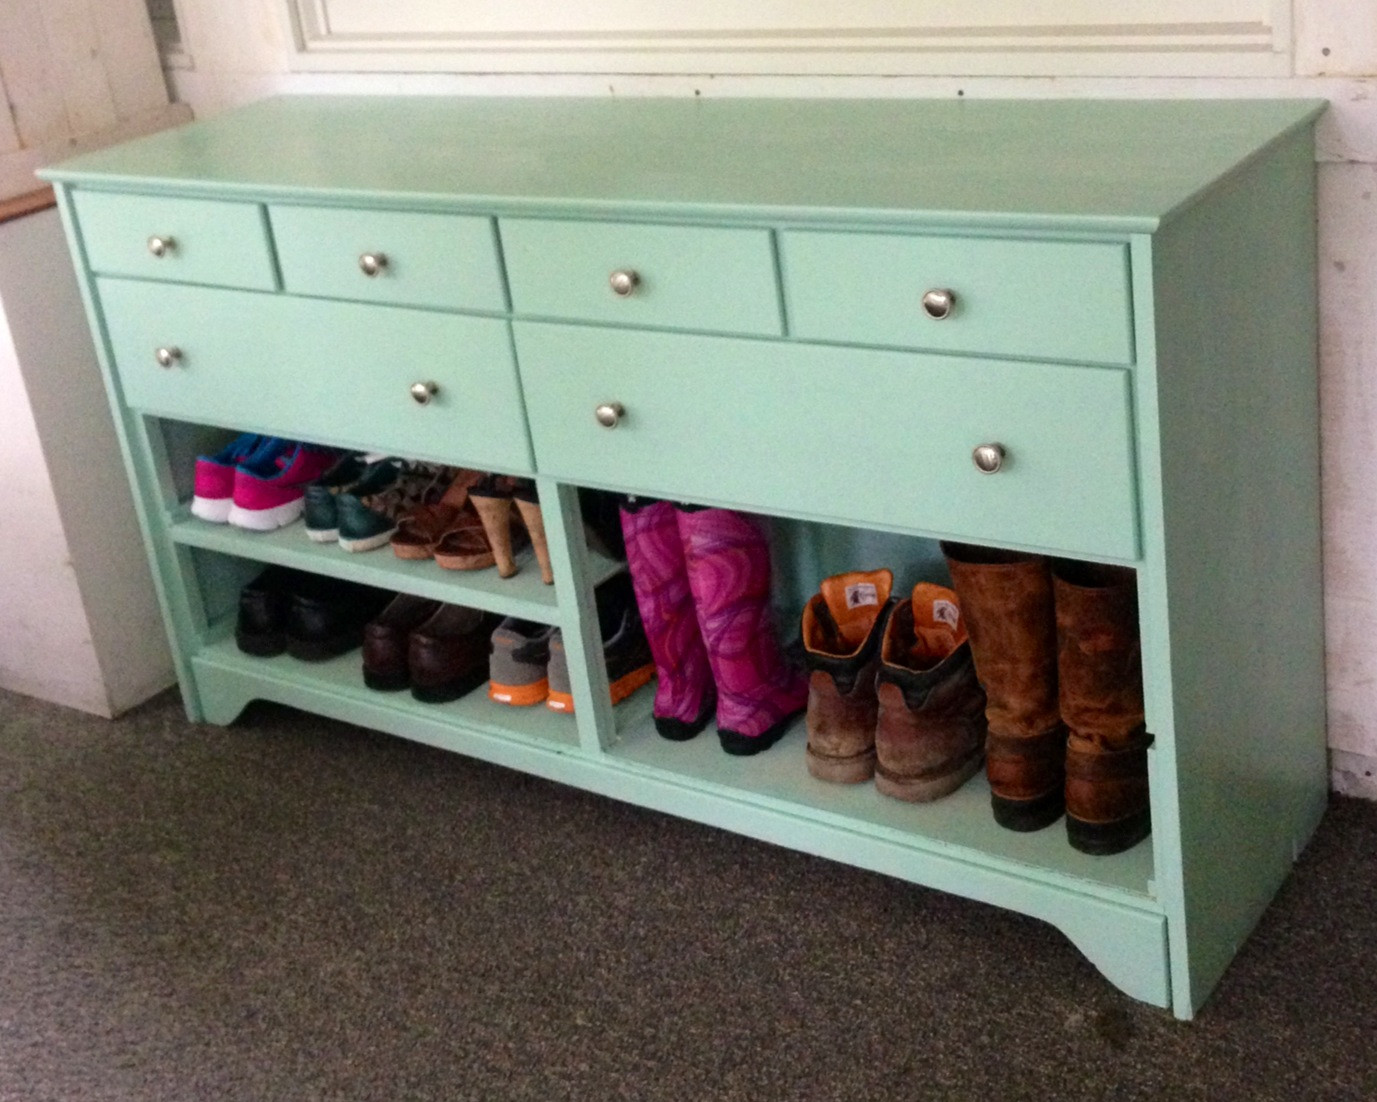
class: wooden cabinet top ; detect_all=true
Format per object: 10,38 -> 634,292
42,95 -> 1323,233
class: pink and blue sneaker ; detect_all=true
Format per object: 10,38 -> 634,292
190,432 -> 267,523
227,439 -> 339,532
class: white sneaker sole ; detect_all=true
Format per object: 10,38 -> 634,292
338,527 -> 396,553
191,496 -> 233,523
306,527 -> 339,543
228,499 -> 305,531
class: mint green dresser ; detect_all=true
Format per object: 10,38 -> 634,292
42,96 -> 1327,1019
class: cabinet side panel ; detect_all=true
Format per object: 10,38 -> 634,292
1144,130 -> 1326,1015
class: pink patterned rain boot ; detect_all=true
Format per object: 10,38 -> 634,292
677,505 -> 808,756
619,498 -> 716,740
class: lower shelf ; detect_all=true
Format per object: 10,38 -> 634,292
608,713 -> 1156,900
194,633 -> 581,750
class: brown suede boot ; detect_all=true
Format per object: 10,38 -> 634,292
874,583 -> 986,802
1053,561 -> 1153,855
801,569 -> 894,783
941,542 -> 1067,831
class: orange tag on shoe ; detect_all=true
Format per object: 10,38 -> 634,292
908,582 -> 967,667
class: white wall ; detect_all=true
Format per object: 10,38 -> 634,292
0,209 -> 173,716
160,0 -> 1377,794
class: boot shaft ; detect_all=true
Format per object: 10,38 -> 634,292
941,542 -> 1059,740
1052,561 -> 1145,747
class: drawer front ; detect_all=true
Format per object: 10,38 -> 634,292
780,231 -> 1133,366
269,204 -> 507,312
98,278 -> 531,473
73,190 -> 277,291
515,322 -> 1138,559
501,218 -> 782,336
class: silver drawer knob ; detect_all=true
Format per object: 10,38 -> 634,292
972,443 -> 1006,474
595,402 -> 624,429
155,346 -> 182,368
147,235 -> 175,258
359,252 -> 388,277
608,269 -> 639,297
410,381 -> 439,405
922,288 -> 956,320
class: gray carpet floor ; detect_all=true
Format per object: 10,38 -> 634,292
2,685 -> 1375,1101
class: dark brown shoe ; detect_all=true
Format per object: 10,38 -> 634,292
942,542 -> 1066,831
874,584 -> 985,802
801,569 -> 894,783
409,604 -> 501,703
1053,561 -> 1152,855
362,593 -> 443,691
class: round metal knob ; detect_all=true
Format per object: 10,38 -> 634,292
155,346 -> 182,369
359,252 -> 388,277
921,288 -> 956,320
972,443 -> 1006,474
595,402 -> 625,429
409,381 -> 439,405
608,270 -> 639,297
147,235 -> 175,258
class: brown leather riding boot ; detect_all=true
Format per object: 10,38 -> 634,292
941,542 -> 1066,831
1053,561 -> 1153,855
873,583 -> 986,802
801,568 -> 894,782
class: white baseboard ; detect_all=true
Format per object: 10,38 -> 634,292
1331,750 -> 1377,800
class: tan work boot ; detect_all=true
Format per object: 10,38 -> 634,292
800,569 -> 894,783
941,542 -> 1067,831
1053,561 -> 1153,855
874,583 -> 986,802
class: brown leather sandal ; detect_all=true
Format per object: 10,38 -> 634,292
390,468 -> 484,560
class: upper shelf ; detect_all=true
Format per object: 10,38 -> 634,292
40,96 -> 1324,233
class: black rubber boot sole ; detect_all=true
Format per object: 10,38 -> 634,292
655,696 -> 716,742
1067,808 -> 1152,855
991,787 -> 1065,832
717,708 -> 802,757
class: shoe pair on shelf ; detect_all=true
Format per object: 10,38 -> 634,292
393,473 -> 554,585
487,574 -> 653,713
193,434 -> 339,532
801,569 -> 985,803
620,501 -> 807,756
235,566 -> 393,660
304,455 -> 457,553
361,596 -> 502,703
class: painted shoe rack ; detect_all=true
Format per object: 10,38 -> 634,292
43,96 -> 1327,1018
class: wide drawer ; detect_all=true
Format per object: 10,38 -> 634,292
514,322 -> 1139,559
98,278 -> 531,473
779,231 -> 1134,366
73,190 -> 277,291
501,218 -> 782,336
268,204 -> 507,312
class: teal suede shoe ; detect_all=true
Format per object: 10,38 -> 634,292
302,452 -> 370,542
336,460 -> 451,553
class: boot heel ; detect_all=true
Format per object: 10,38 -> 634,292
990,787 -> 1065,832
513,486 -> 553,585
471,479 -> 519,578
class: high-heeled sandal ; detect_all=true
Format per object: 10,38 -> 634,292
468,474 -> 523,578
390,467 -> 484,560
511,480 -> 553,585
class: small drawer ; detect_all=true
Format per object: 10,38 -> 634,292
73,190 -> 277,291
269,205 -> 507,312
98,278 -> 531,473
780,231 -> 1134,366
514,322 -> 1138,560
501,218 -> 782,336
